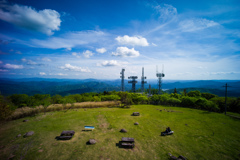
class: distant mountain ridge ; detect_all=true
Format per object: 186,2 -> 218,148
0,78 -> 239,97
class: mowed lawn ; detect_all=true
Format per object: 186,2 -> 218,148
0,105 -> 239,160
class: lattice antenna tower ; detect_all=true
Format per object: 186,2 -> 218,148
141,67 -> 147,93
128,76 -> 138,93
156,65 -> 165,94
120,68 -> 125,91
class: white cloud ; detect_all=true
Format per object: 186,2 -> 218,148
72,52 -> 81,58
15,51 -> 22,54
42,57 -> 51,62
21,58 -> 37,65
0,2 -> 61,35
32,30 -> 106,49
0,69 -> 8,72
179,18 -> 219,32
96,48 -> 107,53
112,47 -> 140,57
154,4 -> 177,22
49,73 -> 67,76
39,72 -> 46,76
0,60 -> 2,64
3,63 -> 24,69
98,60 -> 119,67
83,50 -> 94,58
59,64 -> 91,72
152,43 -> 157,46
115,35 -> 149,46
66,47 -> 72,51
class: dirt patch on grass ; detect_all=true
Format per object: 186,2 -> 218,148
97,115 -> 109,130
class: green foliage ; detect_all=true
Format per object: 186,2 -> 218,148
118,92 -> 133,107
51,94 -> 63,104
174,88 -> 177,94
101,95 -> 120,101
167,97 -> 181,106
187,90 -> 201,97
3,89 -> 240,119
201,92 -> 216,100
181,96 -> 198,108
195,98 -> 220,112
9,94 -> 29,108
210,97 -> 226,112
170,93 -> 181,99
93,96 -> 101,102
0,95 -> 16,120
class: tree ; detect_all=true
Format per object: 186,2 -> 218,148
0,95 -> 16,120
183,89 -> 187,96
41,96 -> 52,115
118,92 -> 133,108
187,90 -> 201,97
174,88 -> 177,94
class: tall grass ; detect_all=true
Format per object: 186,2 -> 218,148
8,101 -> 120,120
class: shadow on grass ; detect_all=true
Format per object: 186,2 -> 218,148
55,136 -> 72,140
82,130 -> 93,132
200,111 -> 212,114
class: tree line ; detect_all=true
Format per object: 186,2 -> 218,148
1,89 -> 240,120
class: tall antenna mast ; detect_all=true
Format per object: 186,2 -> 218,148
120,68 -> 125,91
141,67 -> 147,93
128,76 -> 138,93
156,65 -> 165,94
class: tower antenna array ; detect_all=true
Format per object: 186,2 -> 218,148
141,67 -> 147,93
128,76 -> 138,93
156,65 -> 165,94
120,68 -> 125,91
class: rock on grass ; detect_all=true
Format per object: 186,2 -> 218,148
24,131 -> 34,137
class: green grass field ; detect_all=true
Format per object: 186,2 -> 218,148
0,105 -> 239,160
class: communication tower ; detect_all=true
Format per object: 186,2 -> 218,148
156,65 -> 165,94
128,76 -> 138,93
120,68 -> 125,91
148,84 -> 151,97
141,67 -> 147,93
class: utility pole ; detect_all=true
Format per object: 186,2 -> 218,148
224,83 -> 228,115
223,83 -> 231,115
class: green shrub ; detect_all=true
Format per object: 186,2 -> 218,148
101,95 -> 120,101
0,95 -> 16,120
167,97 -> 181,106
187,90 -> 201,97
201,93 -> 216,100
181,97 -> 198,108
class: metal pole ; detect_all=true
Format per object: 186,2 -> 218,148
225,83 -> 227,115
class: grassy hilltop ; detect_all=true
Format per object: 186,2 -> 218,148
0,105 -> 240,160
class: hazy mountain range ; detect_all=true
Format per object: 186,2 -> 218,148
0,78 -> 240,97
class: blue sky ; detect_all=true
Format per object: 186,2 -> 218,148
0,0 -> 239,80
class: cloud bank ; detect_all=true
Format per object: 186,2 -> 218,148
0,1 -> 61,35
115,35 -> 149,46
59,64 -> 91,72
3,63 -> 24,69
112,47 -> 140,57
